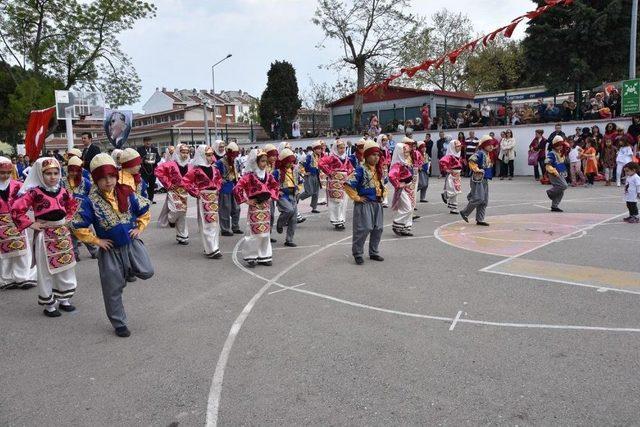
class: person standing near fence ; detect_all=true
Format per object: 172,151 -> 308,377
499,129 -> 516,180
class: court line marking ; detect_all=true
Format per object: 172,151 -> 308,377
268,282 -> 306,295
449,311 -> 463,331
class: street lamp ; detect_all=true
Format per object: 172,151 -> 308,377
211,53 -> 232,142
202,99 -> 210,146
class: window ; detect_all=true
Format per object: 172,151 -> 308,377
226,105 -> 234,115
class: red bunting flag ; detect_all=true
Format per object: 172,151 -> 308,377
503,19 -> 523,38
24,106 -> 56,160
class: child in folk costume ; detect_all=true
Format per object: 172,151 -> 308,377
118,148 -> 148,198
62,155 -> 98,260
439,147 -> 463,214
156,143 -> 192,245
545,136 -> 570,212
317,140 -> 328,206
389,142 -> 415,237
348,138 -> 367,169
377,134 -> 392,208
72,154 -> 154,337
66,147 -> 91,181
344,140 -> 386,265
300,141 -> 323,213
11,158 -> 78,317
215,142 -> 242,236
233,150 -> 280,267
404,137 -> 422,220
460,135 -> 495,226
277,142 -> 307,226
417,140 -> 431,202
264,144 -> 280,243
0,157 -> 36,290
111,148 -> 123,168
581,137 -> 599,186
212,139 -> 226,162
274,148 -> 301,247
602,138 -> 617,186
319,139 -> 354,230
183,145 -> 224,259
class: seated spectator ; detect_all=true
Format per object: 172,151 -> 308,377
511,109 -> 522,125
544,101 -> 560,122
522,103 -> 535,124
456,112 -> 464,128
496,104 -> 506,125
480,101 -> 491,126
535,99 -> 546,122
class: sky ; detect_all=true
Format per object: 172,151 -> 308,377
119,0 -> 536,113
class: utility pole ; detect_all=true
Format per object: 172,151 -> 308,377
211,54 -> 232,141
632,0 -> 638,79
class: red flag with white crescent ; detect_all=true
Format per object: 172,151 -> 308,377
24,106 -> 56,160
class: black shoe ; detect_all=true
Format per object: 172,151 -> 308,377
233,229 -> 244,234
58,303 -> 76,312
297,217 -> 306,224
449,210 -> 459,214
221,231 -> 233,236
43,308 -> 61,317
284,241 -> 297,247
392,228 -> 402,236
441,193 -> 447,204
369,255 -> 384,261
311,209 -> 320,214
18,281 -> 36,290
270,238 -> 277,243
551,207 -> 564,212
460,212 -> 469,223
276,225 -> 283,234
354,257 -> 364,265
476,221 -> 490,226
419,200 -> 428,203
412,215 -> 421,220
152,201 -> 157,205
402,231 -> 414,236
177,240 -> 189,245
115,326 -> 131,337
246,260 -> 256,268
168,222 -> 176,228
126,276 -> 137,282
205,251 -> 222,259
259,261 -> 272,266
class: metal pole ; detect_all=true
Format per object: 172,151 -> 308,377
631,0 -> 638,79
212,66 -> 218,141
65,106 -> 74,151
203,102 -> 210,146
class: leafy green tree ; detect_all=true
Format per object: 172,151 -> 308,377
465,39 -> 528,92
259,61 -> 301,138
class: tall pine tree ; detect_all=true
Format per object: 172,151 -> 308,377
259,61 -> 301,139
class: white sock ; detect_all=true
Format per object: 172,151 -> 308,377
45,304 -> 57,312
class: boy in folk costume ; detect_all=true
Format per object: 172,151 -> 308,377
348,138 -> 367,169
72,154 -> 154,337
183,145 -> 224,259
62,156 -> 98,260
274,148 -> 300,247
344,140 -> 386,265
319,139 -> 354,230
264,144 -> 279,243
439,148 -> 463,214
459,135 -> 494,226
545,136 -> 570,212
389,142 -> 415,237
11,158 -> 79,317
118,148 -> 148,198
377,134 -> 392,208
233,150 -> 280,267
300,141 -> 323,213
417,140 -> 431,202
0,157 -> 36,290
156,143 -> 192,245
215,142 -> 242,236
66,147 -> 91,181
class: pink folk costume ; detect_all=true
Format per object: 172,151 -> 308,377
11,158 -> 78,316
376,134 -> 392,208
233,150 -> 279,266
0,158 -> 36,289
388,142 -> 415,236
183,145 -> 223,259
319,141 -> 354,230
156,146 -> 192,245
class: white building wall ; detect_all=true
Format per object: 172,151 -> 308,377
142,91 -> 175,114
331,95 -> 471,117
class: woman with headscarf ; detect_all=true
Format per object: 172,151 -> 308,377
388,142 -> 414,237
183,145 -> 223,259
439,140 -> 463,214
0,156 -> 36,290
11,158 -> 79,317
156,143 -> 192,245
233,149 -> 279,267
319,139 -> 354,230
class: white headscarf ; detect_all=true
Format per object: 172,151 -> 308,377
19,157 -> 61,195
376,134 -> 389,150
0,156 -> 11,191
445,139 -> 461,158
277,141 -> 291,153
331,140 -> 347,160
172,143 -> 191,167
245,149 -> 267,179
212,140 -> 226,157
192,145 -> 212,167
390,142 -> 409,166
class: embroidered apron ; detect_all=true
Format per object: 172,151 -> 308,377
39,219 -> 76,274
248,201 -> 270,235
0,213 -> 27,259
327,171 -> 347,200
199,189 -> 219,224
168,187 -> 188,213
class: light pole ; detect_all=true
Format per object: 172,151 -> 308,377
202,99 -> 210,146
211,53 -> 232,141
631,0 -> 638,79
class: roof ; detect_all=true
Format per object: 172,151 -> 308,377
326,85 -> 474,108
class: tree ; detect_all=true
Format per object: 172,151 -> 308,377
522,0 -> 638,94
302,78 -> 333,110
465,39 -> 528,92
313,0 -> 418,130
0,0 -> 156,107
258,61 -> 302,138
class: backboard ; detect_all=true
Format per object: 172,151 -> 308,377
55,90 -> 106,121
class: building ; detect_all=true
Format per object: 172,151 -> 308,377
326,86 -> 474,131
296,108 -> 330,137
217,90 -> 258,123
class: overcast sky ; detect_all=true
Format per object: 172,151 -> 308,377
119,0 -> 536,112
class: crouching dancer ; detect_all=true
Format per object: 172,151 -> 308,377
72,154 -> 154,337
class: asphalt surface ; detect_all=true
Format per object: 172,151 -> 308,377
1,177 -> 639,426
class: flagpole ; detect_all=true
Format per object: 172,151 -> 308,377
631,0 -> 638,79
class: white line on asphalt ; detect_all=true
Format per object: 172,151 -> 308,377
268,283 -> 307,295
449,310 -> 463,331
223,245 -> 320,255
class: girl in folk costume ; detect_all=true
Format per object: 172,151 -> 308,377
0,157 -> 36,290
344,140 -> 386,265
72,154 -> 154,337
348,138 -> 367,169
11,158 -> 79,317
377,134 -> 392,208
389,142 -> 415,236
183,145 -> 224,259
212,139 -> 226,162
439,141 -> 463,214
62,156 -> 98,260
317,140 -> 328,207
404,137 -> 423,219
319,139 -> 354,230
233,150 -> 280,267
581,137 -> 599,186
417,140 -> 431,202
545,136 -> 570,212
215,141 -> 242,236
263,144 -> 279,243
459,135 -> 495,226
118,148 -> 148,198
274,148 -> 301,247
300,141 -> 323,213
156,143 -> 192,245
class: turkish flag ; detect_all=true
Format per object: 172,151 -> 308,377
25,107 -> 56,160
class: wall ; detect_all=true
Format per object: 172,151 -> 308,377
142,91 -> 174,115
